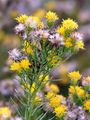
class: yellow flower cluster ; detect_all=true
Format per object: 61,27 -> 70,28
45,11 -> 59,22
56,18 -> 84,49
57,18 -> 78,35
45,83 -> 59,93
84,100 -> 90,112
15,14 -> 28,23
16,15 -> 44,29
62,18 -> 78,30
65,38 -> 73,48
46,92 -> 56,100
49,95 -> 61,108
57,27 -> 65,35
0,107 -> 11,119
69,86 -> 86,98
54,105 -> 67,118
75,41 -> 84,49
68,71 -> 81,82
10,59 -> 30,71
46,90 -> 67,118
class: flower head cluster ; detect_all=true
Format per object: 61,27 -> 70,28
45,82 -> 67,118
69,86 -> 86,98
8,11 -> 88,120
10,59 -> 31,71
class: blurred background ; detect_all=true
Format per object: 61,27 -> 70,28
0,0 -> 90,119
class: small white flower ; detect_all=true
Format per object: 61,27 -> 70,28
8,48 -> 22,60
71,32 -> 83,40
15,23 -> 25,34
25,17 -> 37,28
48,33 -> 64,45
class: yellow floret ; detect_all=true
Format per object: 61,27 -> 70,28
50,84 -> 59,93
46,92 -> 56,100
15,14 -> 28,23
10,62 -> 21,71
0,107 -> 11,119
68,71 -> 81,81
49,95 -> 61,108
65,38 -> 73,48
62,18 -> 78,30
20,59 -> 31,69
84,99 -> 90,112
54,105 -> 67,118
57,27 -> 65,35
69,86 -> 86,98
75,41 -> 84,49
46,11 -> 59,22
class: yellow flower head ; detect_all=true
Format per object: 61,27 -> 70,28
68,71 -> 81,81
62,18 -> 78,30
0,107 -> 11,119
69,86 -> 86,98
15,14 -> 28,23
49,95 -> 61,108
20,59 -> 31,69
46,92 -> 56,100
10,62 -> 21,71
49,84 -> 59,93
46,11 -> 59,22
65,38 -> 73,48
54,105 -> 67,118
57,26 -> 65,35
84,99 -> 90,112
75,41 -> 84,49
